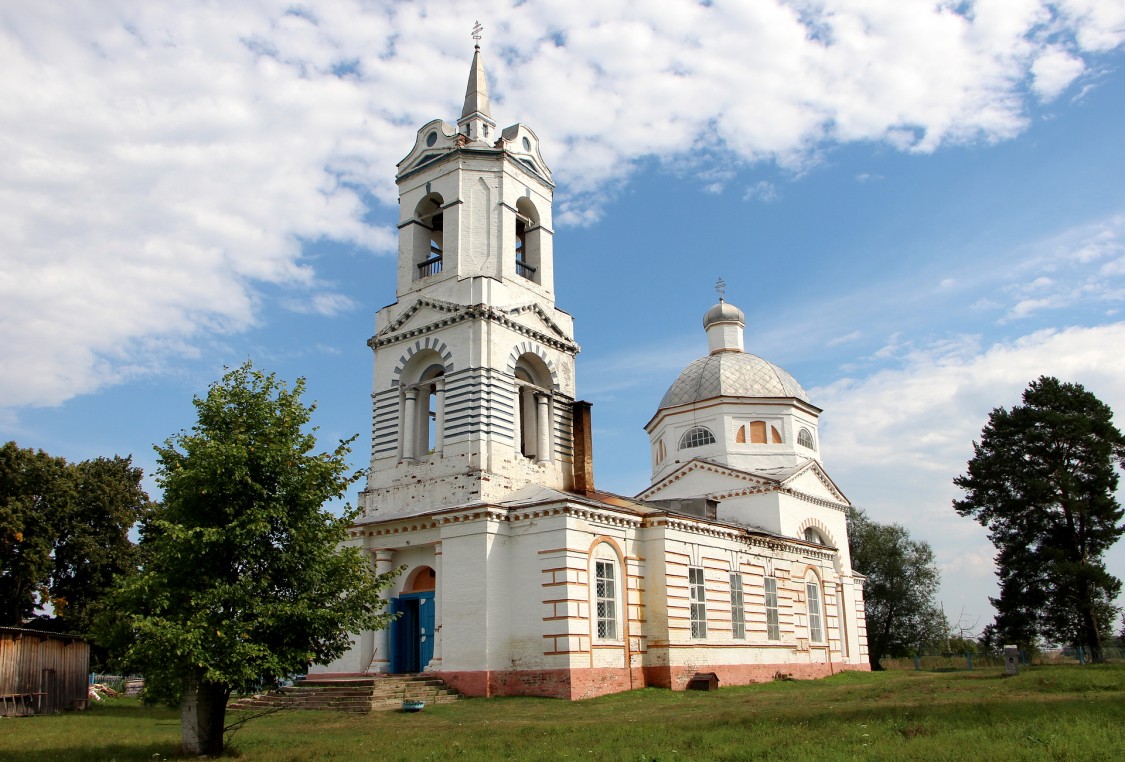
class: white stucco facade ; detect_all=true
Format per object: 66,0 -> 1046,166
311,46 -> 869,698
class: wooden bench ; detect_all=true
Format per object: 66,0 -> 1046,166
0,692 -> 46,716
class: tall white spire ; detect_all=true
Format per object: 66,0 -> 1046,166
457,30 -> 496,143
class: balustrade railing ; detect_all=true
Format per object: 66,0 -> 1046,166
418,255 -> 443,278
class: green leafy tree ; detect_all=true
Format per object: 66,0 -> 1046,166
847,507 -> 946,669
0,443 -> 70,625
1,443 -> 150,638
50,456 -> 152,636
99,362 -> 395,757
954,376 -> 1124,662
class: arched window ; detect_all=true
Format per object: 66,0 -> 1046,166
593,556 -> 619,640
679,427 -> 716,449
399,351 -> 446,462
413,194 -> 444,279
804,527 -> 825,544
798,428 -> 815,450
514,353 -> 553,463
418,365 -> 445,457
806,576 -> 824,643
515,197 -> 541,283
764,576 -> 780,640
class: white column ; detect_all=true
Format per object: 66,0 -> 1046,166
401,388 -> 418,461
369,548 -> 396,673
536,393 -> 550,464
433,379 -> 446,456
429,541 -> 443,672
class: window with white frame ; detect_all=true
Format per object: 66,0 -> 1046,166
679,426 -> 716,450
804,527 -> 826,545
798,427 -> 816,450
594,559 -> 619,640
689,566 -> 707,638
765,576 -> 780,640
806,580 -> 824,643
730,573 -> 745,639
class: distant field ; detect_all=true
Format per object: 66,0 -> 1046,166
3,665 -> 1123,761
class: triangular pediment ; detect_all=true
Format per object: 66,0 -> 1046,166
638,459 -> 779,502
505,302 -> 573,343
779,461 -> 850,506
377,298 -> 467,339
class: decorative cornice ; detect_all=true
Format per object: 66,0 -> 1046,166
781,487 -> 849,513
638,459 -> 776,501
371,300 -> 579,354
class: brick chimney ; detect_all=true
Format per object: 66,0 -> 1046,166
571,400 -> 594,495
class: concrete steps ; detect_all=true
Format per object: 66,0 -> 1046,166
229,674 -> 462,714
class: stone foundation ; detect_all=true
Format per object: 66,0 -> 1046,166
433,661 -> 869,699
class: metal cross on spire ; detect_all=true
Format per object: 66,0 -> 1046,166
472,21 -> 483,47
715,277 -> 726,302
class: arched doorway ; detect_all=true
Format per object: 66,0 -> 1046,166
390,566 -> 436,673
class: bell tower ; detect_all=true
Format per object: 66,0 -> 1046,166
359,43 -> 580,521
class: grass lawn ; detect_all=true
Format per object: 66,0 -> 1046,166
2,665 -> 1123,761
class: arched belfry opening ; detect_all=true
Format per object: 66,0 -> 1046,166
513,352 -> 553,462
414,193 -> 444,280
399,352 -> 447,462
515,197 -> 541,284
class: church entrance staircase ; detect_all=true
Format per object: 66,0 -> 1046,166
229,674 -> 462,714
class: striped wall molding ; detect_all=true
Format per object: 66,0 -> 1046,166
391,338 -> 454,382
506,341 -> 560,387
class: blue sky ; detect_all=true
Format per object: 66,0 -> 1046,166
3,1 -> 1124,636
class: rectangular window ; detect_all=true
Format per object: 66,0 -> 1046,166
765,576 -> 780,640
730,573 -> 745,639
689,566 -> 707,638
595,560 -> 618,640
807,582 -> 824,643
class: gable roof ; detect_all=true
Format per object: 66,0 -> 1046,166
637,457 -> 850,509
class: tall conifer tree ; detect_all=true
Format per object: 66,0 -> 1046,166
954,376 -> 1124,661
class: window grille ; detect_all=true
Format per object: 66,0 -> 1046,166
730,573 -> 745,639
807,581 -> 824,643
798,428 -> 815,450
765,577 -> 780,640
595,560 -> 618,640
680,427 -> 716,449
689,567 -> 707,638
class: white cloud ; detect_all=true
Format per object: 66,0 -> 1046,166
2,0 -> 1123,408
742,181 -> 779,203
826,330 -> 863,347
814,323 -> 1125,629
1031,45 -> 1086,100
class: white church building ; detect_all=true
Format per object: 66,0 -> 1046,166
313,45 -> 869,699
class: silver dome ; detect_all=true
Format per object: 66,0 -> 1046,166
702,301 -> 745,328
659,352 -> 811,408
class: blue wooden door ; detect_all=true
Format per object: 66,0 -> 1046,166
390,592 -> 435,673
417,592 -> 435,669
389,597 -> 417,673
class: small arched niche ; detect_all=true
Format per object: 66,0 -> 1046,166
413,193 -> 444,280
515,197 -> 541,284
404,565 -> 437,593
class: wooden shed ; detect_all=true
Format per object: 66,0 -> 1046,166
0,627 -> 90,716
